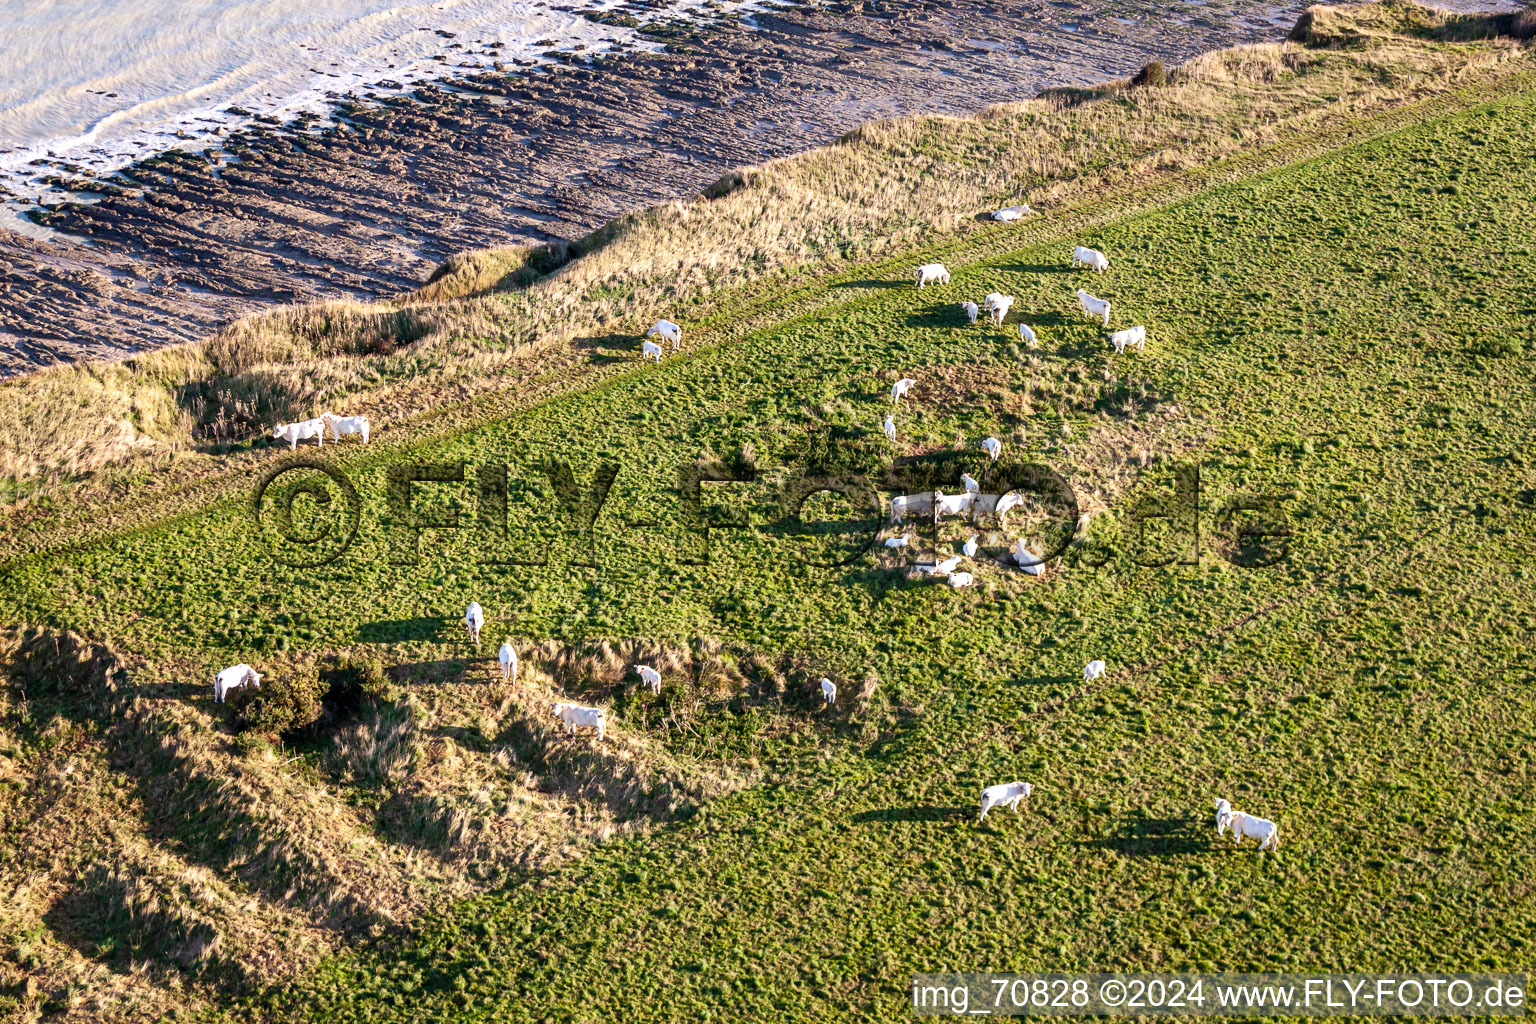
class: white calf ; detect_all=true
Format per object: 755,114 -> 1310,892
464,602 -> 485,645
635,664 -> 662,695
552,702 -> 607,741
915,263 -> 950,288
884,533 -> 911,549
321,412 -> 371,444
1076,289 -> 1111,327
962,301 -> 979,324
1072,245 -> 1109,272
1228,811 -> 1280,851
961,472 -> 980,494
979,781 -> 1033,821
1109,325 -> 1147,354
642,339 -> 664,362
890,377 -> 917,403
646,319 -> 682,351
213,664 -> 261,704
1214,798 -> 1233,837
883,416 -> 897,440
272,418 -> 325,450
947,571 -> 976,589
820,677 -> 837,705
988,295 -> 1014,325
498,643 -> 518,684
1019,323 -> 1038,348
992,204 -> 1032,222
981,436 -> 1001,461
963,534 -> 979,558
1083,659 -> 1106,682
1013,539 -> 1045,576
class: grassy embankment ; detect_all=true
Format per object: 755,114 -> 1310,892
1,2 -> 1535,1020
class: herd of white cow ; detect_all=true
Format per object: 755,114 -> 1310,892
250,225 -> 1280,848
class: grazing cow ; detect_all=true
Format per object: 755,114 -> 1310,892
635,664 -> 662,695
889,492 -> 934,523
1214,798 -> 1234,837
961,472 -> 980,494
1109,325 -> 1147,354
962,301 -> 980,323
272,418 -> 326,450
464,602 -> 485,645
213,664 -> 261,704
320,412 -> 371,444
979,781 -> 1033,821
647,319 -> 682,351
1013,539 -> 1045,576
820,677 -> 837,705
642,339 -> 664,362
1019,323 -> 1038,348
915,263 -> 950,288
988,295 -> 1014,326
498,643 -> 518,684
1227,810 -> 1280,851
890,377 -> 917,403
883,415 -> 897,440
1076,289 -> 1111,327
992,204 -> 1032,222
552,702 -> 607,741
981,436 -> 1002,461
1072,245 -> 1110,272
947,571 -> 976,588
963,534 -> 979,558
1083,659 -> 1106,682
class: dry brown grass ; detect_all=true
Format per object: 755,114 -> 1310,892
0,1 -> 1528,509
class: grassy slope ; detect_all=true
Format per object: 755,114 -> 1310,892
0,11 -> 1533,1023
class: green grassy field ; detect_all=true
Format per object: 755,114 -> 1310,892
3,28 -> 1536,1024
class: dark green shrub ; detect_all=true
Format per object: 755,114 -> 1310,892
1131,61 -> 1168,88
317,655 -> 398,726
226,665 -> 323,738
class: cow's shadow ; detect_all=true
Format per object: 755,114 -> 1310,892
850,805 -> 971,823
573,332 -> 640,365
831,278 -> 901,291
1077,815 -> 1203,857
357,617 -> 452,644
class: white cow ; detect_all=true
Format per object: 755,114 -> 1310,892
820,677 -> 837,705
646,319 -> 682,351
983,292 -> 1005,313
992,204 -> 1032,222
1227,810 -> 1281,851
213,664 -> 261,704
994,491 -> 1025,519
889,492 -> 934,523
884,533 -> 911,549
920,555 -> 964,576
883,416 -> 897,439
981,436 -> 1002,461
961,472 -> 980,494
962,301 -> 979,323
1109,325 -> 1147,354
272,418 -> 326,450
1077,289 -> 1111,327
1072,245 -> 1110,272
641,339 -> 664,362
915,263 -> 950,288
464,602 -> 485,645
320,412 -> 371,444
1019,323 -> 1038,348
932,489 -> 975,521
988,295 -> 1014,325
552,702 -> 607,741
1083,659 -> 1106,682
890,377 -> 917,403
1214,798 -> 1234,837
979,781 -> 1033,821
498,643 -> 518,684
635,664 -> 662,695
1013,539 -> 1045,576
963,534 -> 979,558
947,571 -> 976,589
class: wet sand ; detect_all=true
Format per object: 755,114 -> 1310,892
0,0 -> 1438,374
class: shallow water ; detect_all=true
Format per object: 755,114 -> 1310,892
0,0 -> 759,206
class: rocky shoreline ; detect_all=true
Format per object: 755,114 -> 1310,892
0,0 -> 1339,375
